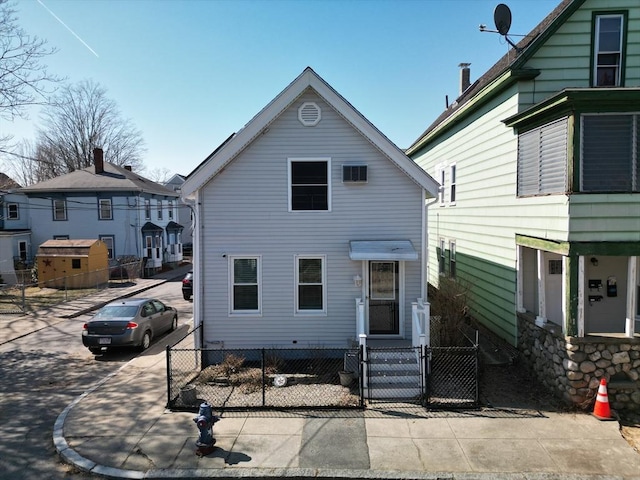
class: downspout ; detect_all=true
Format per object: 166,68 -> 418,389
423,191 -> 439,301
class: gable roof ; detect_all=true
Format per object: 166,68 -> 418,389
406,0 -> 582,155
181,67 -> 439,198
20,162 -> 178,197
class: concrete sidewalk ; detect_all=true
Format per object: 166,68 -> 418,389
13,264 -> 636,479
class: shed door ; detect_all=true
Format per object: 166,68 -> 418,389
368,261 -> 399,335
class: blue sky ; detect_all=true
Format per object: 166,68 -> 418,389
3,0 -> 560,178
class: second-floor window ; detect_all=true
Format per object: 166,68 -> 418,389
98,199 -> 112,220
168,200 -> 173,219
144,199 -> 151,219
517,117 -> 568,196
593,13 -> 625,87
581,113 -> 639,192
53,199 -> 67,221
7,203 -> 18,220
157,200 -> 163,220
289,158 -> 330,211
450,164 -> 457,203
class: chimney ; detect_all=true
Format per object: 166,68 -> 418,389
459,63 -> 471,96
94,148 -> 104,174
124,165 -> 132,171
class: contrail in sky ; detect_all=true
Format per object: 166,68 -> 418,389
37,0 -> 99,58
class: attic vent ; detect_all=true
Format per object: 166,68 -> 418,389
343,165 -> 368,183
298,102 -> 321,126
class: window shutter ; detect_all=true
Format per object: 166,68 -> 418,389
518,129 -> 540,196
539,118 -> 568,194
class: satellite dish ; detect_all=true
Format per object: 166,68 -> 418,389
494,3 -> 512,36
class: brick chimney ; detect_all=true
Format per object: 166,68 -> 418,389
94,148 -> 104,174
459,63 -> 471,96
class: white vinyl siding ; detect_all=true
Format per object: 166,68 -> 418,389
295,255 -> 326,314
581,114 -> 639,192
198,91 -> 424,348
517,117 -> 568,196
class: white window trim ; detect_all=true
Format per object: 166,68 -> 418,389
436,163 -> 446,206
594,14 -> 624,87
229,255 -> 262,316
449,163 -> 457,205
99,198 -> 113,220
100,235 -> 115,259
7,203 -> 19,220
53,199 -> 67,221
449,240 -> 456,277
294,254 -> 327,316
288,157 -> 332,212
157,200 -> 163,220
144,199 -> 151,220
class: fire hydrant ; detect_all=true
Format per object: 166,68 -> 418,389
193,402 -> 220,456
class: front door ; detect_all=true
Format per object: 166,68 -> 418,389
368,261 -> 399,335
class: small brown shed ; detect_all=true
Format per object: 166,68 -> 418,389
36,239 -> 109,288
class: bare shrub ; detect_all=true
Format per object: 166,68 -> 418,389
428,276 -> 471,346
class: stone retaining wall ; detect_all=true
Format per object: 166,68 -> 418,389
517,313 -> 640,413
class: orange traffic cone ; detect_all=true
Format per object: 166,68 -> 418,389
592,378 -> 614,421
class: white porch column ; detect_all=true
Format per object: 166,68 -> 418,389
625,256 -> 638,337
536,250 -> 547,326
516,245 -> 525,313
577,256 -> 585,337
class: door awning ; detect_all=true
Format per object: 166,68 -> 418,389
349,240 -> 418,261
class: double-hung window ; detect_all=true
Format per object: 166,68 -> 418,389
449,241 -> 457,278
99,199 -> 112,220
100,235 -> 115,259
438,167 -> 446,206
295,255 -> 326,314
593,13 -> 625,87
157,200 -> 163,220
230,257 -> 261,314
168,200 -> 173,219
289,158 -> 330,211
450,165 -> 457,203
144,199 -> 151,219
7,203 -> 18,220
438,238 -> 446,274
53,199 -> 67,221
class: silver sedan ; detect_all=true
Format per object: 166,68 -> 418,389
82,298 -> 178,354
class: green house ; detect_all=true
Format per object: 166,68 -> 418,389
408,0 -> 640,409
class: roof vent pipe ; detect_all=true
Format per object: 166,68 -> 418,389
459,63 -> 471,96
94,148 -> 104,174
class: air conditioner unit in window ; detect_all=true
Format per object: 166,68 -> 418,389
342,165 -> 368,183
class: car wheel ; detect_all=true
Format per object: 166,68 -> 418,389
171,316 -> 178,331
88,347 -> 102,355
183,293 -> 191,300
140,331 -> 152,351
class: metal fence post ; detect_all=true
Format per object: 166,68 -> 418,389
261,348 -> 266,407
166,345 -> 172,408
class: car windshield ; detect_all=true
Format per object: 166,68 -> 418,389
94,305 -> 139,319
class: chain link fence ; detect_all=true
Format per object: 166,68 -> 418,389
0,260 -> 142,314
167,329 -> 362,411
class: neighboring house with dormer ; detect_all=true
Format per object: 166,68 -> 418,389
20,149 -> 185,274
407,0 -> 640,409
180,67 -> 439,351
0,173 -> 31,284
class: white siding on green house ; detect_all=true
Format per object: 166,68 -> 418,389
198,91 -> 425,349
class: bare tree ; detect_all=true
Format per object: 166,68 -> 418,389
0,0 -> 60,149
144,167 -> 172,184
34,79 -> 146,177
0,0 -> 59,120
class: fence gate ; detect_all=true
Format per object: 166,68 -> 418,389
426,345 -> 479,408
365,346 -> 425,404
